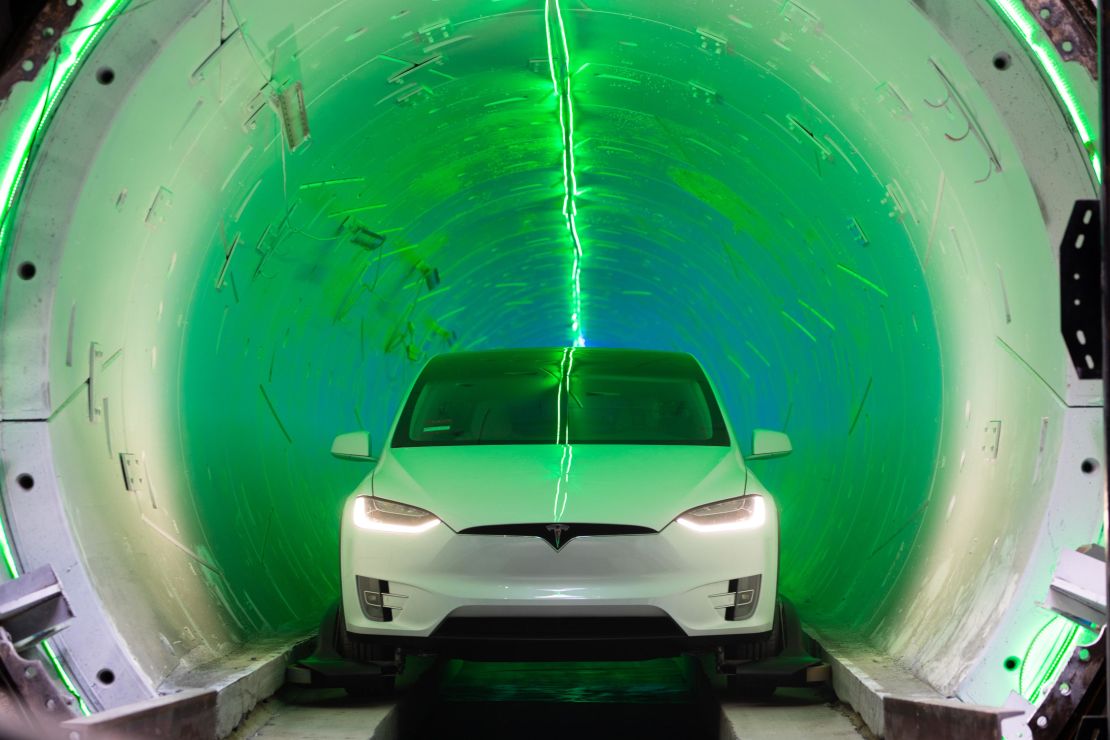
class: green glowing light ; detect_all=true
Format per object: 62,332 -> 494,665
0,0 -> 131,242
836,264 -> 890,298
553,348 -> 575,519
781,311 -> 817,343
42,642 -> 91,715
0,516 -> 17,581
745,341 -> 771,368
1017,615 -> 1094,704
558,357 -> 575,521
299,177 -> 365,189
985,0 -> 1100,183
798,299 -> 836,331
727,354 -> 751,381
544,0 -> 586,347
0,0 -> 130,717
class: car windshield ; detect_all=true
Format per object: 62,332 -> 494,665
391,348 -> 730,447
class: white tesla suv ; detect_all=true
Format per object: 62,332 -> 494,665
332,347 -> 792,667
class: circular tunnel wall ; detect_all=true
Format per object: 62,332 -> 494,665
0,0 -> 1104,716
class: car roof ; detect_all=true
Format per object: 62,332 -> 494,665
422,347 -> 702,372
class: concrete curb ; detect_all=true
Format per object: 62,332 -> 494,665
160,635 -> 313,738
809,629 -> 948,737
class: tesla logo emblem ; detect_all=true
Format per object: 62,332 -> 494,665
545,523 -> 571,550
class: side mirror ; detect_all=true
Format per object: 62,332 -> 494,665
331,431 -> 376,462
749,429 -> 792,460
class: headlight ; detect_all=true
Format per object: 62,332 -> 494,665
675,495 -> 765,532
352,495 -> 441,533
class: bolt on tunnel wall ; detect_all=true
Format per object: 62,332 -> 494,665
0,0 -> 1104,718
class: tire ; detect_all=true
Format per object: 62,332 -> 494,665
720,599 -> 784,665
333,602 -> 400,664
719,599 -> 784,700
333,602 -> 400,697
336,620 -> 399,664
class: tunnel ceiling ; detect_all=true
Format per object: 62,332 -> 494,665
0,0 -> 1104,716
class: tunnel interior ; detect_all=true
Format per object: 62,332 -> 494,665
0,0 -> 1104,725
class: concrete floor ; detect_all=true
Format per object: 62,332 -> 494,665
229,689 -> 394,740
721,690 -> 875,740
229,658 -> 871,740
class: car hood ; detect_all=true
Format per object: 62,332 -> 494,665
368,445 -> 750,531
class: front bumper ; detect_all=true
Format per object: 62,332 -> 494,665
340,505 -> 778,644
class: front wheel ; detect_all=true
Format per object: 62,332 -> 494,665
336,620 -> 401,664
720,599 -> 784,666
718,599 -> 784,699
332,603 -> 400,696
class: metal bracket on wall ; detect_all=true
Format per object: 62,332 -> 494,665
0,0 -> 83,103
118,453 -> 147,493
1028,630 -> 1105,738
1043,546 -> 1106,629
982,420 -> 1002,460
87,342 -> 103,422
1021,0 -> 1098,79
0,565 -> 79,733
1059,199 -> 1102,379
271,81 -> 310,151
417,18 -> 453,45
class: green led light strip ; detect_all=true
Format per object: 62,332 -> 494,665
985,0 -> 1101,182
0,0 -> 132,717
1018,615 -> 1092,703
0,519 -> 17,583
544,0 -> 586,347
552,348 -> 576,519
0,0 -> 131,242
1013,535 -> 1105,703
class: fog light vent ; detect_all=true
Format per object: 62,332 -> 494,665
356,576 -> 394,622
725,575 -> 761,621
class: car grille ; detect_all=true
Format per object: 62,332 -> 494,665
459,523 -> 656,535
458,523 -> 655,550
